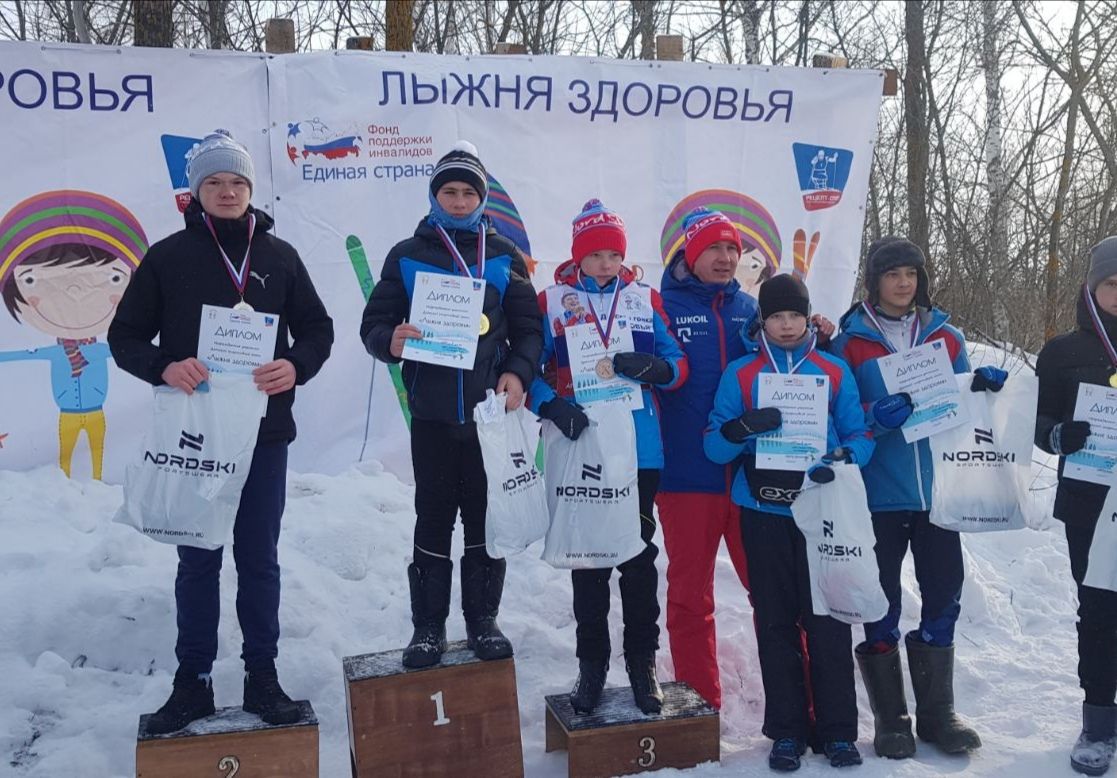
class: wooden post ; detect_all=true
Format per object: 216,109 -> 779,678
655,35 -> 684,62
811,51 -> 897,97
264,18 -> 295,54
346,36 -> 375,51
494,42 -> 528,55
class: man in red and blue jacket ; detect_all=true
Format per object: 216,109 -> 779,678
654,208 -> 756,710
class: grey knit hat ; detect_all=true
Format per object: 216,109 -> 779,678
1088,236 -> 1117,292
186,130 -> 255,198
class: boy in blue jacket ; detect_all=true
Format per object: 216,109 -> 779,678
831,237 -> 1004,758
530,199 -> 687,715
705,274 -> 873,771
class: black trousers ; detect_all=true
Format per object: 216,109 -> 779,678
175,441 -> 287,675
572,469 -> 661,660
1067,521 -> 1117,706
863,510 -> 964,648
740,507 -> 856,742
410,418 -> 489,564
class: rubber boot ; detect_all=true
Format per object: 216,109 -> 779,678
625,651 -> 664,714
402,559 -> 452,669
570,658 -> 608,715
905,634 -> 981,754
856,642 -> 916,758
461,554 -> 513,661
1071,703 -> 1117,776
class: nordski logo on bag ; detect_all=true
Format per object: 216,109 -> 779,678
941,426 -> 1015,464
178,430 -> 204,451
823,519 -> 834,538
581,463 -> 603,481
974,427 -> 994,446
510,450 -> 528,469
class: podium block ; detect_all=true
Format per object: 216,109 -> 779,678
136,701 -> 318,777
344,640 -> 524,777
544,682 -> 719,777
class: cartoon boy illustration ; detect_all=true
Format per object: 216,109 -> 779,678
552,290 -> 594,334
0,190 -> 147,479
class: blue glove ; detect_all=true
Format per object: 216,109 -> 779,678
807,448 -> 852,484
971,366 -> 1008,392
872,393 -> 913,429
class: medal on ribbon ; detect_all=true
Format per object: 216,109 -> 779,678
1082,286 -> 1117,388
204,212 -> 257,311
860,301 -> 921,354
434,224 -> 491,336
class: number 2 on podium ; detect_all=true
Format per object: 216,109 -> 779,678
431,690 -> 451,726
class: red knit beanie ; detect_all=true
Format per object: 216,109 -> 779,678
683,208 -> 742,268
571,199 -> 626,264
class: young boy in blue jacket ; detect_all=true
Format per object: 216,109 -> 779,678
530,199 -> 687,715
705,274 -> 873,771
830,237 -> 1004,758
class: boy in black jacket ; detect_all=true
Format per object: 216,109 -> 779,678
108,131 -> 334,734
360,141 -> 543,668
1036,236 -> 1117,776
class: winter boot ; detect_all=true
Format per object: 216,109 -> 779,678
905,634 -> 981,754
146,669 -> 215,735
461,554 -> 513,661
402,559 -> 452,669
625,652 -> 664,715
823,741 -> 863,768
570,658 -> 608,715
243,666 -> 301,725
768,737 -> 807,772
856,642 -> 916,758
1071,703 -> 1117,776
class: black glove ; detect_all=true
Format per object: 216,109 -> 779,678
612,352 -> 674,385
807,448 -> 852,484
721,407 -> 782,444
1050,421 -> 1091,456
540,398 -> 590,441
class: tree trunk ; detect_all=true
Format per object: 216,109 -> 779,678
206,0 -> 228,49
633,1 -> 656,60
904,0 -> 931,275
386,0 -> 414,52
981,1 -> 1008,336
71,0 -> 91,43
133,0 -> 173,47
739,0 -> 761,63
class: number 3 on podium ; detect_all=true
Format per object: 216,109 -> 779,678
638,736 -> 656,768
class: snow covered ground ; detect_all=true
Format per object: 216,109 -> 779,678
0,344 -> 1094,776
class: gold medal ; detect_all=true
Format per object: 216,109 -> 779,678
479,313 -> 490,335
595,357 -> 615,380
1109,373 -> 1117,388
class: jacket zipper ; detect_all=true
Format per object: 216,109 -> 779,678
713,292 -> 732,493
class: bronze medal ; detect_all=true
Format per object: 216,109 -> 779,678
595,357 -> 615,380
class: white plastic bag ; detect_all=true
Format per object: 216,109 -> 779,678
929,373 -> 1037,533
792,463 -> 889,624
542,405 -> 644,569
114,373 -> 267,550
1085,488 -> 1117,593
473,390 -> 549,558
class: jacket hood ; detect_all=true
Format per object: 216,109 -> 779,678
552,257 -> 636,291
184,198 -> 274,233
413,216 -> 496,244
662,250 -> 742,301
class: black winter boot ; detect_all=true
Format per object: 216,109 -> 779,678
402,559 -> 452,669
243,667 -> 301,725
1071,703 -> 1117,776
461,554 -> 513,661
905,635 -> 981,754
625,652 -> 664,715
570,658 -> 608,715
146,669 -> 215,735
856,642 -> 916,758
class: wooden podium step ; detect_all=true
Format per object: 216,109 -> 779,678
136,700 -> 317,777
545,682 -> 719,777
344,640 -> 524,777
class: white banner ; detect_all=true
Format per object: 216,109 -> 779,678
0,42 -> 882,481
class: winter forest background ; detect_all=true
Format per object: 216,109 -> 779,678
1,0 -> 1113,358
